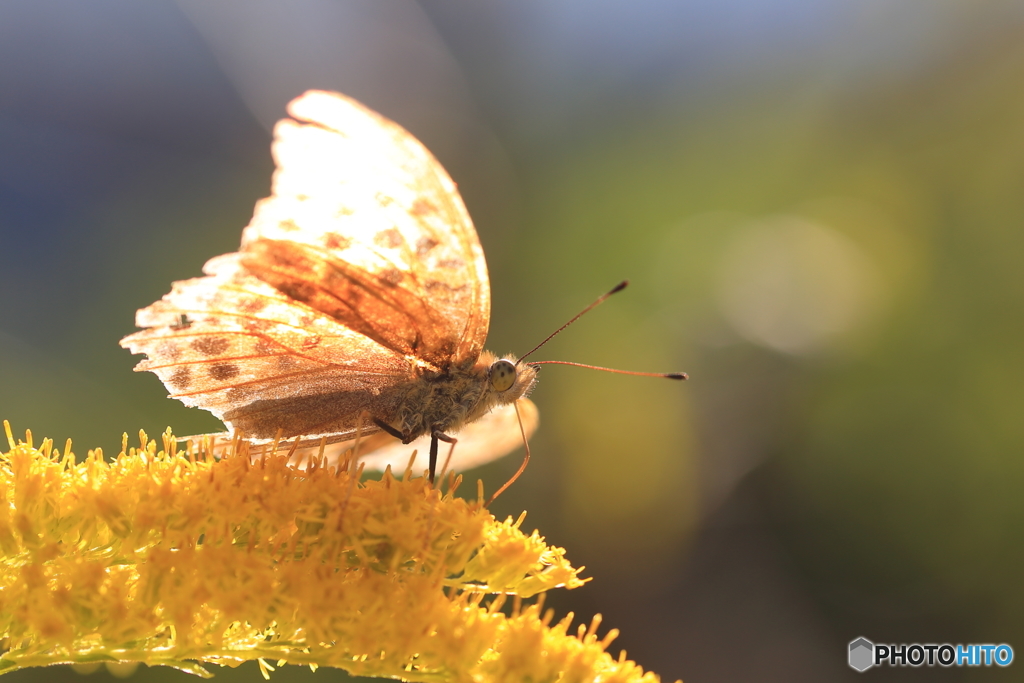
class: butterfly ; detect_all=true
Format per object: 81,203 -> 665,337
120,90 -> 540,482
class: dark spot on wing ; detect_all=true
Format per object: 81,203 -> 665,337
244,319 -> 273,333
191,337 -> 229,357
277,280 -> 317,302
169,367 -> 191,389
426,280 -> 468,293
374,228 -> 404,249
238,297 -> 268,314
209,363 -> 240,381
411,198 -> 438,216
379,267 -> 403,286
323,233 -> 352,250
416,236 -> 439,257
437,258 -> 464,270
254,340 -> 278,355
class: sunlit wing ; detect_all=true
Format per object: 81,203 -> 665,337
120,253 -> 410,442
284,399 -> 539,475
239,90 -> 490,368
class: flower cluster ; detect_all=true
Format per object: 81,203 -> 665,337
0,422 -> 666,682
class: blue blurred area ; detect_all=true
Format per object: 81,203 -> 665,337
3,1 -> 1024,681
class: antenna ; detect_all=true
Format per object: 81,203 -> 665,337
517,280 -> 688,380
528,361 -> 687,380
488,280 -> 687,503
518,280 -> 629,364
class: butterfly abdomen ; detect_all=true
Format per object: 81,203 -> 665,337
222,387 -> 405,441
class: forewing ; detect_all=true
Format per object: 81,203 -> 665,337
119,253 -> 411,442
240,90 -> 490,368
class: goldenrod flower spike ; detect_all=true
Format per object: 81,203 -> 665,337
0,421 -> 670,682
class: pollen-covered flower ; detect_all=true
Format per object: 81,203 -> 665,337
0,422 -> 668,682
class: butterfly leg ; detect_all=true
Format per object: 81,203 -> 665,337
372,418 -> 406,441
429,430 -> 457,484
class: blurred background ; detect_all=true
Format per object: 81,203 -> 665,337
2,1 -> 1024,681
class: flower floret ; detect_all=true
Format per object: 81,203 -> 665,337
0,423 -> 667,683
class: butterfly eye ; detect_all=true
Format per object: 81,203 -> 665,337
489,359 -> 517,392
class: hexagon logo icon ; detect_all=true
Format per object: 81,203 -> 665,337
849,637 -> 874,672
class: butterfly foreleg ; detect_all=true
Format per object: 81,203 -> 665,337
372,417 -> 407,441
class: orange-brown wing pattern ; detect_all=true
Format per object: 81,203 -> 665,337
120,253 -> 411,442
240,90 -> 490,368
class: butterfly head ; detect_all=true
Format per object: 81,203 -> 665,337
488,355 -> 538,404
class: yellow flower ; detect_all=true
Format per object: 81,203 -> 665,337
0,421 -> 670,682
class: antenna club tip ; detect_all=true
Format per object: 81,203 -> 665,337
667,372 -> 689,380
610,280 -> 629,294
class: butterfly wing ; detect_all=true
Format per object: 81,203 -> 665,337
120,253 -> 410,442
239,90 -> 490,369
121,90 -> 492,441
